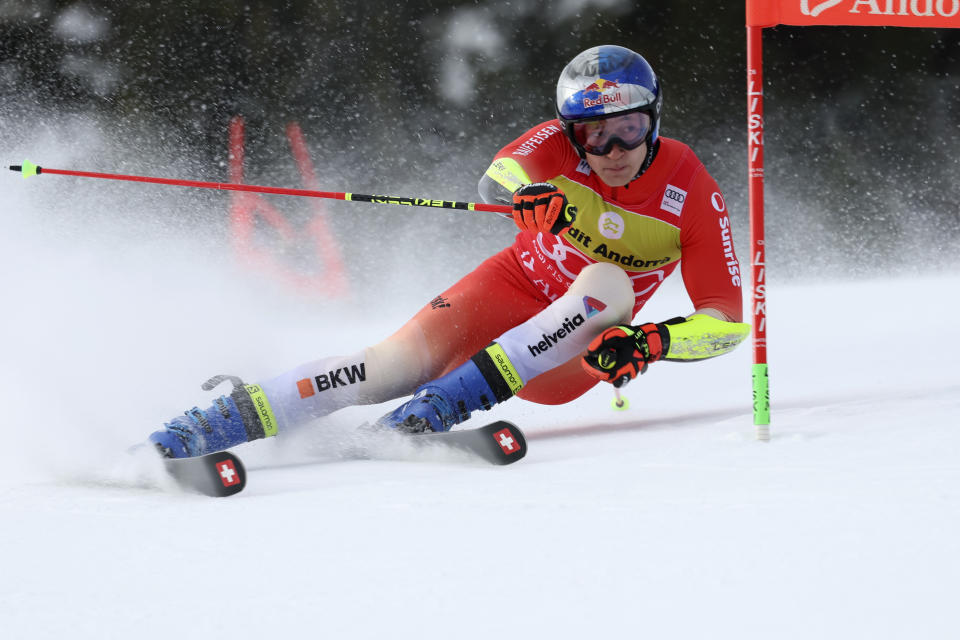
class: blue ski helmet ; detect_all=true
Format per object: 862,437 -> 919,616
556,45 -> 662,171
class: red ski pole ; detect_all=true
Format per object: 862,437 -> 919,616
9,160 -> 513,215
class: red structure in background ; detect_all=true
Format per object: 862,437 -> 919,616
228,116 -> 349,298
743,0 -> 958,439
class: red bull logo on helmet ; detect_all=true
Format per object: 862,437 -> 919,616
583,78 -> 620,92
582,77 -> 625,109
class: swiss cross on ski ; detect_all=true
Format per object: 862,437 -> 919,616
160,450 -> 247,497
494,427 -> 520,454
218,460 -> 240,486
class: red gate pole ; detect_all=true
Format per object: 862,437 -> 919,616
747,24 -> 771,441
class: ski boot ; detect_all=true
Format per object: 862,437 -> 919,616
149,375 -> 279,458
376,353 -> 513,433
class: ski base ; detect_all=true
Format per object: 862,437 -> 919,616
162,450 -> 247,497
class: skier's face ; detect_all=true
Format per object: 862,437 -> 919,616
585,140 -> 647,187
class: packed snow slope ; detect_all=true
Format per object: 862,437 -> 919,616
2,127 -> 958,639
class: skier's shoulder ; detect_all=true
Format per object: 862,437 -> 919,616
655,137 -> 706,174
651,137 -> 722,201
498,119 -> 569,158
480,119 -> 579,202
493,119 -> 578,178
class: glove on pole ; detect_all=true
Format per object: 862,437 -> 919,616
581,318 -> 684,388
511,182 -> 578,235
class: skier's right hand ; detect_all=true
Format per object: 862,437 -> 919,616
512,183 -> 577,235
581,323 -> 671,388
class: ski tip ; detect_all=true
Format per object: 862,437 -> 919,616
10,160 -> 40,177
207,452 -> 247,496
163,450 -> 247,497
483,420 -> 527,465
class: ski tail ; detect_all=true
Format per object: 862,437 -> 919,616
415,420 -> 527,465
162,451 -> 247,497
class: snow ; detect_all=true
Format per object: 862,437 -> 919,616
2,124 -> 959,639
52,4 -> 110,44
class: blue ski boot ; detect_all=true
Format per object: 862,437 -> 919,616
377,347 -> 521,433
149,375 -> 279,458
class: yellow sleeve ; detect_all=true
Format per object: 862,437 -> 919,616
478,157 -> 533,205
662,314 -> 750,361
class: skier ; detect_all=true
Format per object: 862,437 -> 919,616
149,44 -> 750,458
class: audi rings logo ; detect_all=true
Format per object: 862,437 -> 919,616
664,188 -> 686,204
660,183 -> 688,216
711,192 -> 726,213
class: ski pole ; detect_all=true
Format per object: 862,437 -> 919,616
611,387 -> 629,411
8,160 -> 513,215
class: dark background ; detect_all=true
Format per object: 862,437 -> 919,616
2,0 -> 958,279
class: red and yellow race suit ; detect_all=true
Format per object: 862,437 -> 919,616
390,120 -> 747,405
480,119 -> 744,322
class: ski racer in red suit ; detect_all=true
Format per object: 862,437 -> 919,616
148,45 -> 750,458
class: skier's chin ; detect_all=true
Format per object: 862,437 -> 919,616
598,166 -> 637,187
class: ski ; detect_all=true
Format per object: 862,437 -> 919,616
385,420 -> 528,465
161,450 -> 247,497
145,420 -> 524,498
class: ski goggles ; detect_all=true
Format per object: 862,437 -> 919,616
571,111 -> 652,156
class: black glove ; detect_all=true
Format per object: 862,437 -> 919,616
512,183 -> 577,235
581,319 -> 683,387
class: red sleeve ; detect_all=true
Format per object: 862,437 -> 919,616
678,169 -> 744,322
492,119 -> 581,182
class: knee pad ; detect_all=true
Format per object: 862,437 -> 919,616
566,262 -> 634,324
492,263 -> 634,385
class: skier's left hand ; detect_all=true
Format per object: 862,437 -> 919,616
581,322 -> 672,387
512,183 -> 577,235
